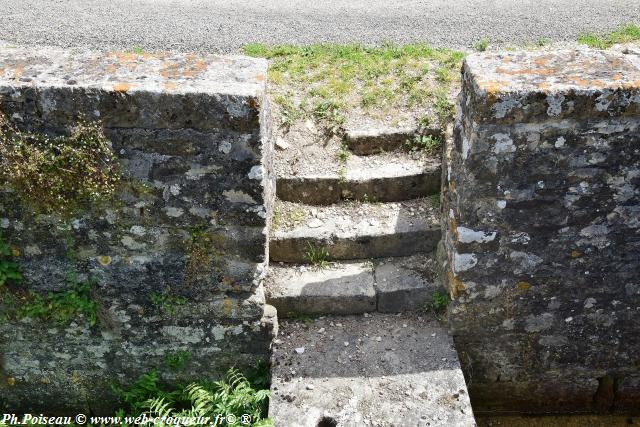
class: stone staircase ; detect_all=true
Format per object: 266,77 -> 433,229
266,126 -> 442,316
265,122 -> 476,426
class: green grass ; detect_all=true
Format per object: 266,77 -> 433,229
244,43 -> 464,127
578,24 -> 640,49
406,134 -> 443,155
473,38 -> 489,52
304,243 -> 331,269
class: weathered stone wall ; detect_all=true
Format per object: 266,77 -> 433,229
442,48 -> 640,414
0,48 -> 275,413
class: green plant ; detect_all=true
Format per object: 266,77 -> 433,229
0,114 -> 120,217
337,167 -> 347,182
361,193 -> 378,203
435,66 -> 452,83
578,24 -> 640,49
473,38 -> 489,52
430,193 -> 441,209
0,232 -> 21,287
536,37 -> 551,47
406,134 -> 443,155
434,90 -> 455,124
114,368 -> 272,426
304,243 -> 330,269
149,287 -> 186,316
336,144 -> 350,162
165,350 -> 190,371
431,290 -> 450,312
17,275 -> 98,326
313,100 -> 345,135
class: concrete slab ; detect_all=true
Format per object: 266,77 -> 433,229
270,199 -> 440,263
375,254 -> 441,313
266,253 -> 441,317
276,155 -> 440,205
266,262 -> 376,316
270,313 -> 476,427
345,125 -> 444,155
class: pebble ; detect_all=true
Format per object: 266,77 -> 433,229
295,347 -> 305,354
275,137 -> 290,150
308,218 -> 324,228
344,341 -> 349,346
306,384 -> 315,390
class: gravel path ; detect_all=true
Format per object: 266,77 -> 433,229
1,0 -> 638,53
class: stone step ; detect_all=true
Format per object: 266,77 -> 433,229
270,198 -> 440,263
345,124 -> 444,155
269,313 -> 476,426
265,254 -> 442,317
276,155 -> 440,205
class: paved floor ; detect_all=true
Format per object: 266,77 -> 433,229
1,0 -> 638,53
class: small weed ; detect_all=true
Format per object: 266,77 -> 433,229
17,275 -> 98,326
132,46 -> 144,55
337,167 -> 347,182
430,193 -> 441,208
434,90 -> 455,124
536,37 -> 551,47
0,232 -> 22,287
164,350 -> 190,371
336,144 -> 351,162
406,134 -> 443,155
304,243 -> 330,268
314,101 -> 345,135
435,66 -> 452,83
149,287 -> 187,316
289,207 -> 305,224
431,290 -> 450,312
473,38 -> 489,52
362,193 -> 378,203
418,114 -> 431,128
578,24 -> 640,49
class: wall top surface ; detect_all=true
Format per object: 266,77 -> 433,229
0,47 -> 267,96
465,48 -> 640,95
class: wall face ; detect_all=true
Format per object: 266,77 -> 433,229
442,49 -> 640,413
0,48 -> 275,413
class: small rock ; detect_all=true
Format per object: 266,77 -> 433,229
308,218 -> 324,228
344,342 -> 349,347
275,137 -> 290,150
295,347 -> 305,354
306,384 -> 315,390
318,328 -> 326,333
375,337 -> 382,342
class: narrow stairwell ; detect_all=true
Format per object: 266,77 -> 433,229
266,123 -> 475,426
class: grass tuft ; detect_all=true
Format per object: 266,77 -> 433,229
578,24 -> 640,49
